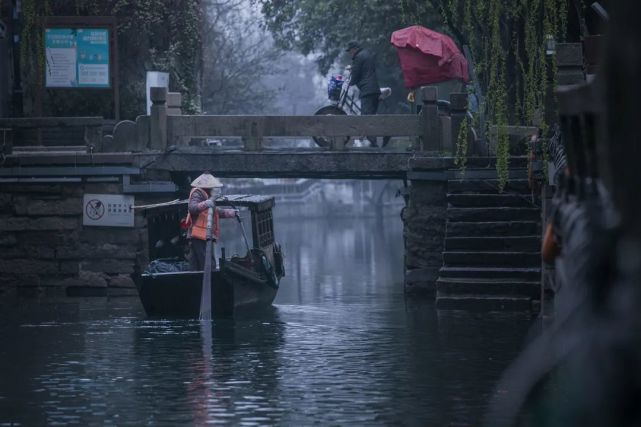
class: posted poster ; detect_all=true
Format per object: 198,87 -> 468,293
45,28 -> 77,87
45,28 -> 110,88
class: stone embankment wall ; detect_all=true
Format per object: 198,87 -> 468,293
402,180 -> 447,295
0,183 -> 162,298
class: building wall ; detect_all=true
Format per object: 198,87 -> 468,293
0,181 -> 165,298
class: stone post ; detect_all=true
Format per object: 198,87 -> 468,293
84,124 -> 103,153
419,86 -> 440,151
150,86 -> 168,151
242,120 -> 263,151
167,92 -> 182,116
449,93 -> 469,154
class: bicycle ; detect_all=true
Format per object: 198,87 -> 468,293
312,67 -> 392,148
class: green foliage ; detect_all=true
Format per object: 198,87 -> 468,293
20,0 -> 203,119
454,115 -> 469,175
438,0 -> 566,190
254,0 -> 443,112
256,0 -> 567,190
200,1 -> 283,114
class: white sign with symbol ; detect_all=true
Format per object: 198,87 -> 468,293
83,194 -> 134,227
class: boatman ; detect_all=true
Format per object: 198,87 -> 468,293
187,172 -> 237,271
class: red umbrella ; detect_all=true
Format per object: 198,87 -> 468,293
391,25 -> 469,89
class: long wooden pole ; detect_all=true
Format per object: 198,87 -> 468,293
199,205 -> 214,320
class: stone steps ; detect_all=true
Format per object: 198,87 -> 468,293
439,266 -> 542,281
447,193 -> 536,208
446,221 -> 540,237
447,207 -> 540,222
448,179 -> 531,194
437,277 -> 540,298
436,295 -> 534,311
443,251 -> 541,267
435,167 -> 542,311
450,156 -> 531,169
445,236 -> 541,251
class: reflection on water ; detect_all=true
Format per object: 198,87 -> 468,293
0,216 -> 533,425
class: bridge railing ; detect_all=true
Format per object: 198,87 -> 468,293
0,117 -> 104,156
124,86 -> 468,153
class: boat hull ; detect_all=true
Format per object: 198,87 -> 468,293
136,269 -> 277,318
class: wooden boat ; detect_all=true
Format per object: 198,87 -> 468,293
134,195 -> 285,318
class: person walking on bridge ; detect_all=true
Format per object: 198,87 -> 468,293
187,172 -> 237,271
346,40 -> 381,147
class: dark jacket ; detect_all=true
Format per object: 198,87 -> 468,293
349,48 -> 380,98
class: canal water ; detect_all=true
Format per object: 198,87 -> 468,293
0,215 -> 534,426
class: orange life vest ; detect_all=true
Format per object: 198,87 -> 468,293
188,188 -> 220,241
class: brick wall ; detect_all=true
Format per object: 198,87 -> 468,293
0,182 -> 165,297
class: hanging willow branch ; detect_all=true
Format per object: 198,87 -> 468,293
434,0 -> 567,191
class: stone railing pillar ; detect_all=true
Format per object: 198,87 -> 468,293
167,92 -> 182,116
419,86 -> 440,151
150,86 -> 168,151
242,120 -> 263,151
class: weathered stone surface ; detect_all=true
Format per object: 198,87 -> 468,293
0,273 -> 40,288
405,251 -> 442,269
0,216 -> 78,231
109,120 -> 137,152
0,285 -> 17,298
0,259 -> 58,274
0,184 -> 62,194
79,228 -> 143,245
151,151 -> 413,179
108,274 -> 135,288
59,261 -> 80,275
446,221 -> 539,237
3,246 -> 56,259
402,178 -> 447,296
107,287 -> 138,297
66,287 -> 108,297
41,271 -> 109,289
0,233 -> 17,247
408,182 -> 447,205
13,196 -> 83,216
20,231 -> 74,247
55,243 -> 136,260
81,259 -> 134,274
0,193 -> 12,212
83,183 -> 121,193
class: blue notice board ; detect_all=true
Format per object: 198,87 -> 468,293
45,27 -> 110,88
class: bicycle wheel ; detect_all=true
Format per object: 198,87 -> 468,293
313,105 -> 350,148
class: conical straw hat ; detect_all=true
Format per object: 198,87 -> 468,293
191,173 -> 223,188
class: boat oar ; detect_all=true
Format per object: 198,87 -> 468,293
199,205 -> 214,320
235,211 -> 252,255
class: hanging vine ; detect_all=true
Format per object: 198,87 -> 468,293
438,0 -> 567,190
454,115 -> 470,175
20,0 -> 50,113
